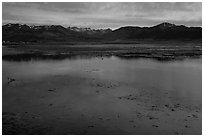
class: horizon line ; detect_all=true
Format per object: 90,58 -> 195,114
2,22 -> 202,30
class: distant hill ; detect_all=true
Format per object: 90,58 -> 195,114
106,22 -> 201,41
2,22 -> 202,43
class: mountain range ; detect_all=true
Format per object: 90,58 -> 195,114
2,22 -> 202,43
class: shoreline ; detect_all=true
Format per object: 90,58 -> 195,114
2,42 -> 202,61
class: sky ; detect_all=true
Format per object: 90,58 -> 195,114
2,2 -> 202,29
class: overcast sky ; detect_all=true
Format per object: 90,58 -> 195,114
2,2 -> 202,29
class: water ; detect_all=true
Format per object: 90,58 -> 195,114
3,56 -> 202,104
2,56 -> 202,134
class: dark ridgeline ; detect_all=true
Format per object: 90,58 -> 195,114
2,22 -> 202,43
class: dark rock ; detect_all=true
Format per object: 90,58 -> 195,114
7,77 -> 16,84
192,114 -> 198,118
152,125 -> 159,127
164,104 -> 169,108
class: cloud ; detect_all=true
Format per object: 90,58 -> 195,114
2,2 -> 202,29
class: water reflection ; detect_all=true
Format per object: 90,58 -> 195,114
3,53 -> 201,62
3,56 -> 202,104
2,53 -> 99,61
